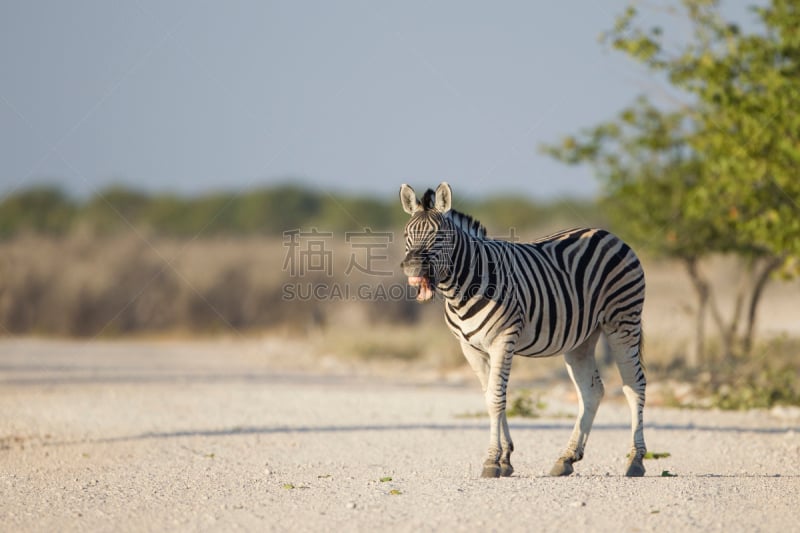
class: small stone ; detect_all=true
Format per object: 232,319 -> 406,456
346,502 -> 357,510
569,501 -> 586,508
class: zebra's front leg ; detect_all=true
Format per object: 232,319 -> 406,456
481,341 -> 515,478
460,341 -> 490,392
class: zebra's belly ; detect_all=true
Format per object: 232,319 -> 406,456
513,325 -> 565,358
443,295 -> 598,357
450,317 -> 595,358
515,320 -> 600,357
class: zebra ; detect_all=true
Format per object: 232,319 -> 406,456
399,182 -> 647,478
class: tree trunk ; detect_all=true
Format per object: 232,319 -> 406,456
694,284 -> 707,368
684,257 -> 708,368
683,254 -> 781,365
725,267 -> 749,356
685,256 -> 737,361
742,256 -> 782,355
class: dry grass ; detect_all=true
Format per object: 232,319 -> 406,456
1,235 -> 798,404
0,234 -> 428,337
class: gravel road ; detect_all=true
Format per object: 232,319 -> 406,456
1,338 -> 798,532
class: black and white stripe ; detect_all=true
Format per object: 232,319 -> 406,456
400,182 -> 647,478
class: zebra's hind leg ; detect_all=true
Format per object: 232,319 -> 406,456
605,318 -> 647,477
550,330 -> 603,477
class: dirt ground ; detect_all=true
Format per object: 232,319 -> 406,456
1,337 -> 798,532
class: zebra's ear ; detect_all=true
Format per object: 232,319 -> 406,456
435,182 -> 452,213
400,184 -> 421,215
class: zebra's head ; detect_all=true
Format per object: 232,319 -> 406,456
399,182 -> 454,302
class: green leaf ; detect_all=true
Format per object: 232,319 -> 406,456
644,451 -> 672,459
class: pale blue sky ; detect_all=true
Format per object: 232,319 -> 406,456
0,1 -> 756,200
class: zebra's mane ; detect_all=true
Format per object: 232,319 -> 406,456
445,209 -> 488,240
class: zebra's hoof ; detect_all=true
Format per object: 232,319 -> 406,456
625,457 -> 645,477
481,463 -> 501,478
499,462 -> 514,477
549,458 -> 574,477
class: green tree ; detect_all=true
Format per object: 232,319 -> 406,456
543,0 -> 800,364
608,0 -> 799,263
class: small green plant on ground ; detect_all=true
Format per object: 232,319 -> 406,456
625,452 -> 672,459
453,410 -> 487,419
644,451 -> 671,459
455,389 -> 550,418
709,365 -> 800,410
506,389 -> 547,418
629,451 -> 671,460
648,336 -> 800,411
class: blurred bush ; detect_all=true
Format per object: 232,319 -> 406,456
0,184 -> 601,239
0,187 -> 77,238
0,184 -> 602,338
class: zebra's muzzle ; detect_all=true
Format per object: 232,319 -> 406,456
408,276 -> 434,302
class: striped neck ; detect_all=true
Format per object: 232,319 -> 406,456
436,212 -> 488,301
